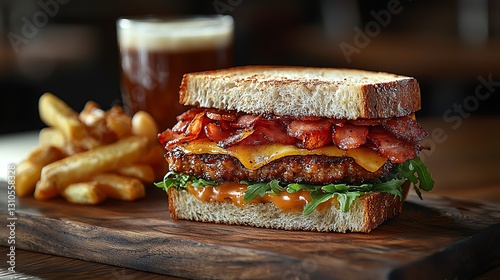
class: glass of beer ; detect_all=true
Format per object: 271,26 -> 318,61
117,15 -> 234,130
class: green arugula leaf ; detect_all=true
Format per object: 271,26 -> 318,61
154,171 -> 217,192
191,178 -> 218,188
398,157 -> 434,199
242,179 -> 289,202
322,183 -> 349,192
398,162 -> 418,184
321,183 -> 372,193
242,181 -> 269,202
336,192 -> 362,212
303,192 -> 335,215
286,183 -> 320,193
269,179 -> 286,193
411,158 -> 435,191
372,178 -> 405,200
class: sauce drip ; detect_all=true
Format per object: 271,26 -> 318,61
186,182 -> 313,212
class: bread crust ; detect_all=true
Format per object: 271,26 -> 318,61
179,66 -> 421,119
167,182 -> 410,233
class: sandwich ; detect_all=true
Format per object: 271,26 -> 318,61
155,66 -> 434,233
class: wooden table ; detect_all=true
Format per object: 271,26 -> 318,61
1,116 -> 499,279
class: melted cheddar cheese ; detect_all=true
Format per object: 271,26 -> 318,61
178,139 -> 386,172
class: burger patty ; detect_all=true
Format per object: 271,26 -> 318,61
166,150 -> 393,184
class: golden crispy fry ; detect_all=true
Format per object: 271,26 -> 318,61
27,145 -> 66,166
39,92 -> 80,129
30,94 -> 164,204
79,103 -> 132,144
39,127 -> 87,155
39,127 -> 65,148
34,136 -> 149,200
79,105 -> 118,145
39,92 -> 88,141
132,111 -> 158,142
136,144 -> 168,181
114,164 -> 155,183
131,111 -> 167,179
106,105 -> 132,138
39,93 -> 98,150
61,182 -> 107,205
79,100 -> 100,122
78,102 -> 106,136
16,162 -> 40,197
91,173 -> 145,201
16,146 -> 65,197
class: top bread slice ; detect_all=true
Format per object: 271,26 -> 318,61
179,66 -> 421,119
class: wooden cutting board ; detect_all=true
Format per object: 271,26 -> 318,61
1,182 -> 499,280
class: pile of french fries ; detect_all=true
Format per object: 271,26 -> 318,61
15,92 -> 168,205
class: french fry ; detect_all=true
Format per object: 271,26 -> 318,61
78,101 -> 107,137
39,127 -> 65,148
106,105 -> 132,138
80,103 -> 133,144
16,146 -> 65,197
27,94 -> 165,204
131,111 -> 167,179
114,164 -> 155,183
136,144 -> 168,181
39,92 -> 86,141
79,100 -> 100,123
34,136 -> 149,200
39,127 -> 87,155
91,173 -> 145,201
61,182 -> 107,205
39,92 -> 98,150
16,162 -> 41,197
132,111 -> 158,142
79,104 -> 118,145
27,145 -> 66,166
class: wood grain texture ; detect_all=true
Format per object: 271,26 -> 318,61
1,183 -> 499,280
0,247 -> 179,280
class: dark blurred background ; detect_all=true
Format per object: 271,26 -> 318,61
1,0 -> 499,134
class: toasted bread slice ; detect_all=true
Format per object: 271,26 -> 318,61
179,66 -> 420,119
167,182 -> 410,233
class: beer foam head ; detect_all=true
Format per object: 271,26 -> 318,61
117,15 -> 233,51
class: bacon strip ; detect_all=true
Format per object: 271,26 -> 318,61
367,127 -> 416,164
171,120 -> 189,133
206,109 -> 237,122
239,120 -> 295,146
158,129 -> 176,147
219,129 -> 255,148
176,108 -> 205,121
184,112 -> 205,138
205,123 -> 232,143
349,118 -> 385,126
259,120 -> 296,145
159,109 -> 428,165
158,129 -> 192,151
230,114 -> 262,128
383,116 -> 428,143
287,120 -> 332,149
205,123 -> 254,148
333,124 -> 368,150
160,111 -> 208,150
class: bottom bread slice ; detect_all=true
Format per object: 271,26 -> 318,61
167,182 -> 410,233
